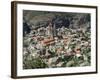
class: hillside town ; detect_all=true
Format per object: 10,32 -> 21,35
23,11 -> 91,69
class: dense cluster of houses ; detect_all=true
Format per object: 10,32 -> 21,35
23,21 -> 91,68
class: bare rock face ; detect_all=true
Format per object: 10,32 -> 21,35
23,10 -> 90,30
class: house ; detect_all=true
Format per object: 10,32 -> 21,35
41,38 -> 55,46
